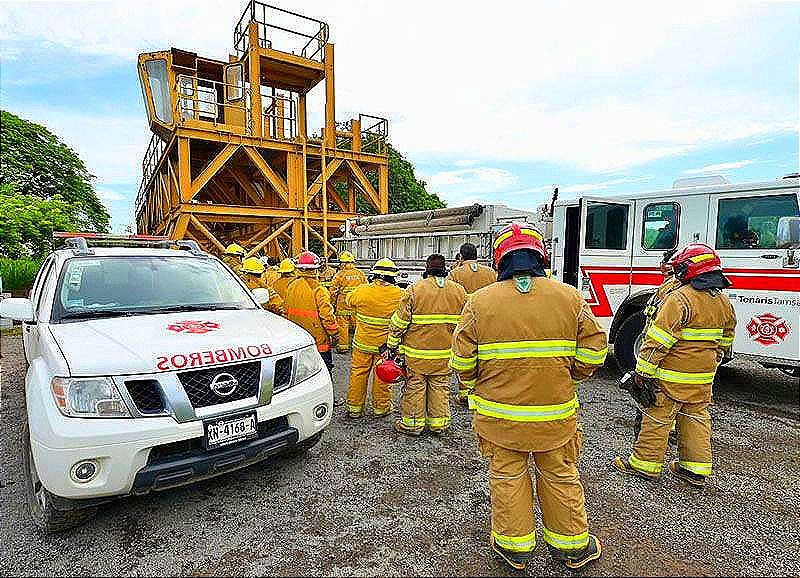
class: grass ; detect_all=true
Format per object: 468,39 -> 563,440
0,257 -> 42,293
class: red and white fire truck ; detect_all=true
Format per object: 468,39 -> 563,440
550,175 -> 800,376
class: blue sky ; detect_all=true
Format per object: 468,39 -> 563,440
1,1 -> 797,231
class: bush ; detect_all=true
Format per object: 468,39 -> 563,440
0,258 -> 42,293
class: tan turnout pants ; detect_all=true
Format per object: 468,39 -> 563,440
629,391 -> 712,477
398,372 -> 451,433
335,314 -> 355,353
478,429 -> 590,558
346,349 -> 392,416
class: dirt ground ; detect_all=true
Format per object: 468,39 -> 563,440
1,333 -> 798,577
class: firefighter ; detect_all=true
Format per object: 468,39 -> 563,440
448,242 -> 497,295
239,257 -> 286,316
451,223 -> 607,571
319,256 -> 337,289
285,251 -> 339,371
633,248 -> 682,439
389,254 -> 466,436
328,251 -> 367,353
261,256 -> 280,287
222,243 -> 245,270
345,258 -> 404,418
272,258 -> 297,301
614,243 -> 736,488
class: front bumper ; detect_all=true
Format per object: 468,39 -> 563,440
29,369 -> 332,501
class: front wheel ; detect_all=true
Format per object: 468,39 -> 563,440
23,421 -> 96,533
614,311 -> 646,373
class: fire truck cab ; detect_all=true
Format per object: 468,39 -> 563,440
550,175 -> 800,376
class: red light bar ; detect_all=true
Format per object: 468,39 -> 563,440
53,232 -> 168,241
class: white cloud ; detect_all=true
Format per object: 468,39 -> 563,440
426,167 -> 516,191
453,159 -> 478,168
97,190 -> 127,202
684,160 -> 756,174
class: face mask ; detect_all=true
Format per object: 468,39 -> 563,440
514,274 -> 532,293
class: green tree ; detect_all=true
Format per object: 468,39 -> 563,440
385,144 -> 444,213
0,110 -> 109,232
0,185 -> 79,258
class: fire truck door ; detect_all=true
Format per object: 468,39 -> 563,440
709,189 -> 800,362
578,198 -> 634,319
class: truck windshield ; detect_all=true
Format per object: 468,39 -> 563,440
53,256 -> 255,322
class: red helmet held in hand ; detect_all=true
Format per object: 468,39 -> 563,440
375,357 -> 407,384
493,223 -> 547,268
669,243 -> 723,281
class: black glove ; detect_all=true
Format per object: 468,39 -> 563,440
631,373 -> 658,408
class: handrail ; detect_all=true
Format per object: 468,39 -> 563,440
233,0 -> 329,61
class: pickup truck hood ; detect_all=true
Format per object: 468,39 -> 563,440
49,309 -> 312,376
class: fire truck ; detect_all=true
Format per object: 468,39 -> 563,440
550,174 -> 800,376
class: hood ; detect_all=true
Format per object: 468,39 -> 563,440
49,309 -> 312,376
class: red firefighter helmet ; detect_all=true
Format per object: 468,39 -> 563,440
375,357 -> 407,384
493,222 -> 547,268
669,243 -> 722,281
294,251 -> 322,270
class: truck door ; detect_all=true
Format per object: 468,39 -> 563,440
578,198 -> 634,324
709,188 -> 800,362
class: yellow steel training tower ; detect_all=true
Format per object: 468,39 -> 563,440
135,1 -> 388,258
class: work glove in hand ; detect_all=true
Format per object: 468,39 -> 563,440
631,373 -> 658,408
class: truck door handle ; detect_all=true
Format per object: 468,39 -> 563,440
760,254 -> 780,260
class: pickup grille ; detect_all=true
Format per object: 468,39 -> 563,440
125,379 -> 166,414
273,357 -> 293,393
177,361 -> 261,409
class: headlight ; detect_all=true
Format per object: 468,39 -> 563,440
293,345 -> 324,385
50,377 -> 131,418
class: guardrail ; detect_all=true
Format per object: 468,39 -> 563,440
234,0 -> 329,61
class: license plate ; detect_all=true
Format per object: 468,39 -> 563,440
204,411 -> 258,449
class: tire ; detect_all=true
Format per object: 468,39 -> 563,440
23,421 -> 96,533
279,431 -> 323,459
614,311 -> 646,373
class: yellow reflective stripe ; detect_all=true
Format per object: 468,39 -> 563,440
690,253 -> 715,263
401,416 -> 426,428
353,339 -> 379,353
450,353 -> 477,371
653,367 -> 715,384
679,460 -> 712,476
386,335 -> 401,348
390,312 -> 410,330
493,227 -> 543,249
460,378 -> 476,388
719,336 -> 734,347
399,345 -> 452,359
426,416 -> 451,428
491,530 -> 536,553
347,404 -> 363,413
468,394 -> 578,423
543,528 -> 590,550
635,357 -> 657,377
477,339 -> 577,360
681,328 -> 723,341
629,454 -> 663,474
356,313 -> 391,326
411,313 -> 462,325
575,347 -> 608,365
337,309 -> 354,316
646,324 -> 677,348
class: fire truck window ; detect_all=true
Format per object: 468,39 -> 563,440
642,202 -> 680,251
585,203 -> 629,250
144,59 -> 173,125
717,194 -> 799,249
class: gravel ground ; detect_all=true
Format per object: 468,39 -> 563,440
1,333 -> 798,576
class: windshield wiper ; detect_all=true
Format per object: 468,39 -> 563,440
148,304 -> 247,313
60,309 -> 143,321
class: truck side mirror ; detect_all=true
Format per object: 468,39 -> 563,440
776,216 -> 800,249
0,298 -> 35,322
251,288 -> 270,305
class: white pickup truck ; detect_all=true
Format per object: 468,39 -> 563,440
0,235 -> 333,532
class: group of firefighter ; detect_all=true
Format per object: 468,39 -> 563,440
220,223 -> 736,572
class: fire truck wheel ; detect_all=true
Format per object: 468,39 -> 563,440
614,311 -> 646,373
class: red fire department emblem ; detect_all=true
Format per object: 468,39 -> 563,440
167,320 -> 220,334
746,313 -> 789,346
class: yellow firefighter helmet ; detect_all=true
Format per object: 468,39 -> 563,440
225,243 -> 245,256
241,256 -> 266,275
339,251 -> 356,263
277,258 -> 296,274
370,257 -> 399,277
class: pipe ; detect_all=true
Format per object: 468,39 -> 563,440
353,204 -> 483,227
354,214 -> 474,235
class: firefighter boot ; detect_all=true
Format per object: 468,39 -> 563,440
612,456 -> 660,481
562,534 -> 602,570
668,460 -> 706,488
394,419 -> 422,436
490,536 -> 529,571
